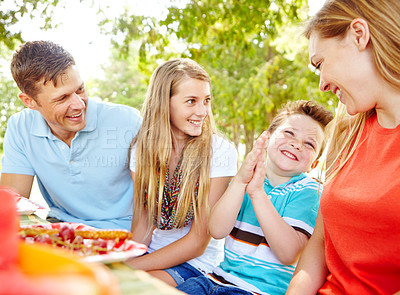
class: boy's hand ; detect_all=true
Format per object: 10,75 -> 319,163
236,131 -> 269,186
246,140 -> 267,198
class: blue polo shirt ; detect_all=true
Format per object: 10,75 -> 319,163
1,99 -> 142,230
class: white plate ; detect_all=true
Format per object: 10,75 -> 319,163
20,222 -> 148,263
16,196 -> 45,215
81,240 -> 147,264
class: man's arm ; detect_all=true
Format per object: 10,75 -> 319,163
0,173 -> 34,198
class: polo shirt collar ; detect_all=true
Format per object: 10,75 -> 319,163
81,98 -> 97,132
264,173 -> 307,188
30,98 -> 97,138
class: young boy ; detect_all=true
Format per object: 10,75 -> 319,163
176,100 -> 333,294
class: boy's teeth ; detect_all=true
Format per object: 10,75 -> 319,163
282,151 -> 296,159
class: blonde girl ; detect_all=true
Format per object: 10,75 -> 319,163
287,0 -> 400,294
127,58 -> 237,286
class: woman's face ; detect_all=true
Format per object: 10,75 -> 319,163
309,29 -> 379,115
169,77 -> 211,143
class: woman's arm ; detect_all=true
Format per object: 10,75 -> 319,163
126,176 -> 232,271
286,211 -> 328,294
209,132 -> 269,239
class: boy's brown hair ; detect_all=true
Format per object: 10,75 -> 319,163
267,100 -> 334,158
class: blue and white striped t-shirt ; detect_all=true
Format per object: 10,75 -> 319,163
211,173 -> 321,294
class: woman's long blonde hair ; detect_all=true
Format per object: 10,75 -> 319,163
132,58 -> 216,230
304,0 -> 400,183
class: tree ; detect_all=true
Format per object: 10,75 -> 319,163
0,76 -> 23,151
87,43 -> 148,110
107,0 -> 336,155
0,44 -> 23,151
0,0 -> 62,150
0,0 -> 62,50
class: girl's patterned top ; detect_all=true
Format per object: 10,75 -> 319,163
146,159 -> 199,230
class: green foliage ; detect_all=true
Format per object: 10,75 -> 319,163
87,43 -> 148,110
107,0 -> 336,154
0,45 -> 24,151
0,0 -> 66,149
0,0 -> 62,50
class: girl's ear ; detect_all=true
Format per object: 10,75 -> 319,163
19,93 -> 39,110
349,18 -> 370,51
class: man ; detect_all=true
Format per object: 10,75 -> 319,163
1,41 -> 142,230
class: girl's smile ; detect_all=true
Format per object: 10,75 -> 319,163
169,77 -> 211,144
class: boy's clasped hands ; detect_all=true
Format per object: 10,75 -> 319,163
237,131 -> 270,199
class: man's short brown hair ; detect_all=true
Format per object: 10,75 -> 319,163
10,40 -> 75,98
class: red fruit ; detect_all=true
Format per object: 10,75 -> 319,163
92,240 -> 108,255
0,186 -> 20,269
72,236 -> 84,252
73,235 -> 84,245
114,239 -> 126,249
58,226 -> 75,242
0,269 -> 46,295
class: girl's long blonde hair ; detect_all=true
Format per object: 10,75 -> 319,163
304,0 -> 400,183
132,58 -> 217,231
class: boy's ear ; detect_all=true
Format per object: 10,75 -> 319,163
310,159 -> 319,171
19,93 -> 39,110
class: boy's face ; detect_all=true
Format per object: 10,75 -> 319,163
266,114 -> 324,179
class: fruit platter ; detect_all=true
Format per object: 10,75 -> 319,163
19,222 -> 148,263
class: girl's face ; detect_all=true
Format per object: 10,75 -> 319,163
308,29 -> 379,115
169,77 -> 211,143
266,114 -> 324,179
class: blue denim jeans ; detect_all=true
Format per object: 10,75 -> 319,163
164,262 -> 204,285
176,275 -> 254,295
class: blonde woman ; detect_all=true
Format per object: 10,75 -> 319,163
127,58 -> 238,287
287,0 -> 400,294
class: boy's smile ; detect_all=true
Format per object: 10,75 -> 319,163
266,114 -> 324,184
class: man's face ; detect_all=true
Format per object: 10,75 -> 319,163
28,65 -> 88,144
